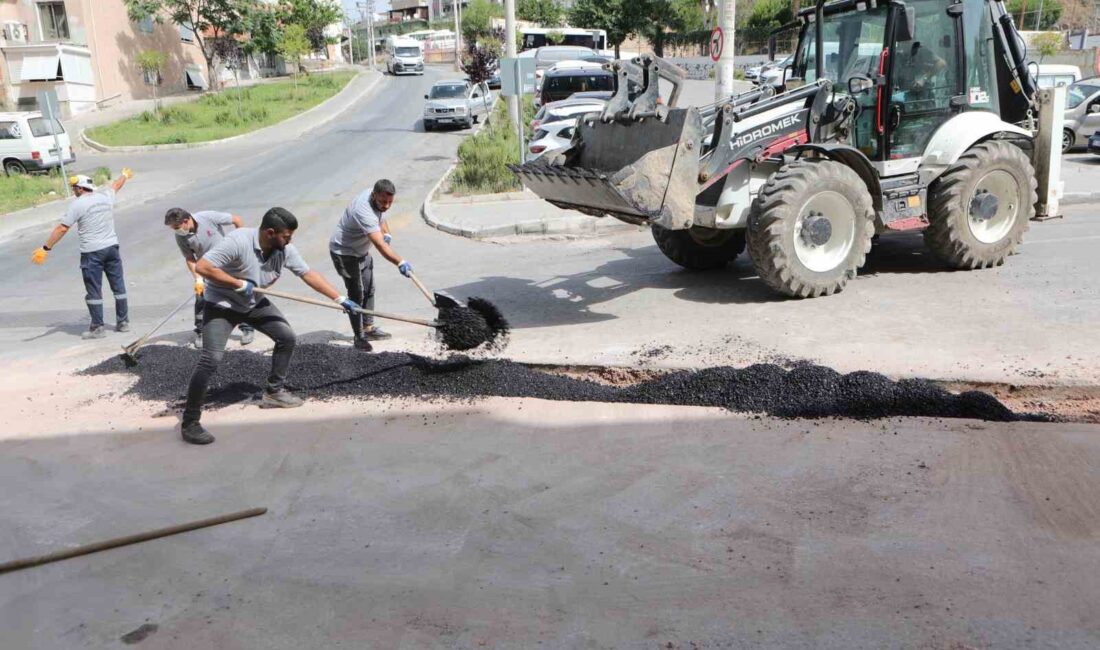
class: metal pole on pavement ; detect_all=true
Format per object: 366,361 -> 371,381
1034,0 -> 1045,30
715,0 -> 736,101
453,0 -> 462,70
504,0 -> 519,133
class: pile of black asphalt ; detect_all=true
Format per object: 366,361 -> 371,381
84,344 -> 1038,422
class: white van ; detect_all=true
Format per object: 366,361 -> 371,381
0,111 -> 74,176
1035,64 -> 1081,89
385,37 -> 424,76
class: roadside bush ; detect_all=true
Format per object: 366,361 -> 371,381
451,99 -> 535,195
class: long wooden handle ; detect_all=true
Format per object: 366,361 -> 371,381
408,272 -> 437,307
0,508 -> 267,575
253,287 -> 439,328
123,293 -> 196,354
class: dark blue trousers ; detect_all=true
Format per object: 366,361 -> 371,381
79,244 -> 128,328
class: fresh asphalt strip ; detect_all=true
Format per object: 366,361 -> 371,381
83,344 -> 1038,422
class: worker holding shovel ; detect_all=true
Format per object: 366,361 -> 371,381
329,179 -> 413,351
31,168 -> 134,339
181,207 -> 360,445
164,207 -> 255,349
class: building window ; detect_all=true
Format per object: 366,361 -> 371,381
38,1 -> 69,40
137,16 -> 154,34
179,22 -> 195,43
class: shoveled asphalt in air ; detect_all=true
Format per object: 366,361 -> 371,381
83,344 -> 1041,422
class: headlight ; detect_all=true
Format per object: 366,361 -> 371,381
424,107 -> 433,116
455,107 -> 467,114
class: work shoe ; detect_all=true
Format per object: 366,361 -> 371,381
240,328 -> 255,346
363,327 -> 392,341
353,337 -> 374,352
192,333 -> 203,350
81,327 -> 106,340
260,389 -> 305,409
116,321 -> 130,333
181,422 -> 215,445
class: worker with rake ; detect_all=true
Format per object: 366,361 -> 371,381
181,207 -> 360,445
164,207 -> 255,349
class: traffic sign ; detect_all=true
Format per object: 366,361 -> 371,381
710,27 -> 724,62
500,56 -> 536,97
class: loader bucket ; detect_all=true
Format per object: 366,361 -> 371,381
510,107 -> 704,229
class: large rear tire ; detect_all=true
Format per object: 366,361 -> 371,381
746,158 -> 875,298
651,225 -> 745,270
924,140 -> 1035,270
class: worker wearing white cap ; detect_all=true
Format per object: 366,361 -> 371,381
32,168 -> 134,339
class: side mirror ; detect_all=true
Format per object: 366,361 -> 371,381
848,74 -> 875,95
1090,104 -> 1100,114
896,6 -> 917,42
424,94 -> 429,99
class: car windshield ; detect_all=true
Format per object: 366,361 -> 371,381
546,73 -> 614,94
429,84 -> 467,99
396,47 -> 419,57
28,117 -> 63,137
1067,82 -> 1100,109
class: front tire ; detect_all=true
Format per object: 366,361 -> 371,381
924,140 -> 1035,270
746,158 -> 875,298
423,120 -> 433,132
1062,128 -> 1075,153
651,225 -> 745,270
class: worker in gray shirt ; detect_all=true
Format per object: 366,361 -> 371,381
164,207 -> 254,348
32,168 -> 134,339
182,207 -> 360,445
329,179 -> 414,351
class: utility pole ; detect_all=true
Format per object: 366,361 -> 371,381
505,0 -> 519,149
1034,0 -> 1045,30
715,0 -> 735,101
453,0 -> 462,70
356,1 -> 376,71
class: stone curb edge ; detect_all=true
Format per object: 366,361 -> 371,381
80,71 -> 380,153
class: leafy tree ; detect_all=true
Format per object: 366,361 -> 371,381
242,4 -> 283,60
1006,0 -> 1063,30
517,0 -> 563,27
546,29 -> 565,45
124,0 -> 250,91
279,23 -> 311,87
135,50 -> 167,115
1031,31 -> 1064,61
461,0 -> 503,44
279,0 -> 342,55
569,0 -> 634,57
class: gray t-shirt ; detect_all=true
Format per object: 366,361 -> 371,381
61,188 -> 118,254
175,211 -> 235,261
329,190 -> 384,257
201,228 -> 311,312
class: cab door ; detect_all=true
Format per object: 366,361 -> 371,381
883,0 -> 965,172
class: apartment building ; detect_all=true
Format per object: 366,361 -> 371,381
0,0 -> 209,117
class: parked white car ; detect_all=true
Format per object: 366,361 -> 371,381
422,80 -> 494,131
757,54 -> 794,90
528,119 -> 577,160
0,111 -> 74,175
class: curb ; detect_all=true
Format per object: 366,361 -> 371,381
80,71 -> 381,153
1061,192 -> 1100,207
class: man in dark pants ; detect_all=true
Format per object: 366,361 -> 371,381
31,168 -> 134,339
164,207 -> 255,348
182,207 -> 360,445
329,179 -> 415,351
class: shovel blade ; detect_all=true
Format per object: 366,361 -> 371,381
433,293 -> 462,309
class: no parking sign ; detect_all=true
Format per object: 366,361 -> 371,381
710,27 -> 723,62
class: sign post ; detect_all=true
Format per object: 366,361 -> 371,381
500,56 -> 536,164
36,89 -> 69,197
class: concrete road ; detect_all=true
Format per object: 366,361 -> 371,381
1,391 -> 1098,649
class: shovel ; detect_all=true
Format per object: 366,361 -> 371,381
253,287 -> 441,328
408,271 -> 461,310
121,294 -> 196,365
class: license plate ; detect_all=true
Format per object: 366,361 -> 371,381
438,118 -> 453,123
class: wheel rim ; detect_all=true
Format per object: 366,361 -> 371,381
1063,130 -> 1073,152
967,169 -> 1019,244
5,161 -> 24,174
792,190 -> 857,273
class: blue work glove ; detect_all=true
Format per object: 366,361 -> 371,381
335,295 -> 361,314
235,279 -> 255,298
383,233 -> 392,245
398,261 -> 413,278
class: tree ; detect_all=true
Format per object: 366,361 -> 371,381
1006,0 -> 1063,30
242,3 -> 283,61
125,0 -> 250,91
546,29 -> 565,45
1031,31 -> 1064,61
461,0 -> 503,44
569,0 -> 634,58
279,23 -> 311,87
517,0 -> 563,27
279,0 -> 342,56
632,0 -> 690,57
135,50 -> 167,115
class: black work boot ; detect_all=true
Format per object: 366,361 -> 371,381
181,421 -> 214,445
353,337 -> 374,352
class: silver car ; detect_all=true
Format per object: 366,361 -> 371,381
1063,78 -> 1100,152
422,80 -> 494,131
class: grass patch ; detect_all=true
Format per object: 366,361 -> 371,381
451,98 -> 535,196
86,72 -> 356,146
0,167 -> 111,215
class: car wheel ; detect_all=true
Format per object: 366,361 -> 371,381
4,159 -> 26,176
1062,128 -> 1075,153
423,120 -> 433,132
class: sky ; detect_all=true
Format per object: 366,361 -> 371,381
340,0 -> 393,20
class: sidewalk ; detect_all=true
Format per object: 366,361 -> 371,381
0,69 -> 381,243
424,189 -> 640,239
